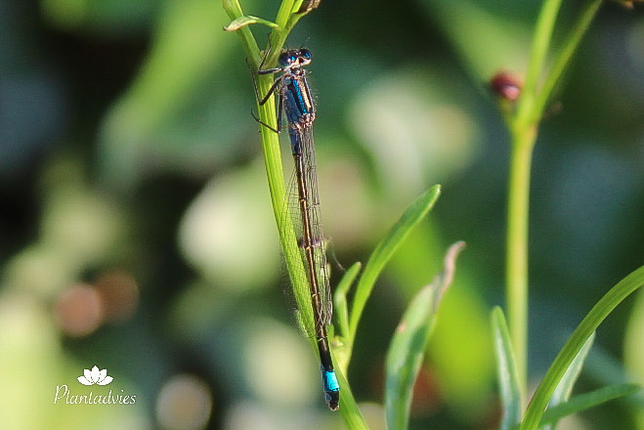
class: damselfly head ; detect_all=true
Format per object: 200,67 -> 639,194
279,49 -> 312,69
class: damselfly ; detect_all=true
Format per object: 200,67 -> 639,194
254,48 -> 340,411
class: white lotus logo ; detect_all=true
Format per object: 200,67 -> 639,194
77,366 -> 114,386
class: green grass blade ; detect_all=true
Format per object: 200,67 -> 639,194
539,383 -> 641,427
335,358 -> 370,430
534,0 -> 603,122
520,265 -> 644,430
334,262 -> 361,372
543,332 -> 595,430
384,241 -> 465,430
491,306 -> 522,430
348,185 -> 441,348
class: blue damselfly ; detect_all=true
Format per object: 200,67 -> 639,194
254,48 -> 340,411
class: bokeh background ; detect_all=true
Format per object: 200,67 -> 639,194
1,0 -> 643,429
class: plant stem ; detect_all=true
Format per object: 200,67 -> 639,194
256,78 -> 288,240
506,123 -> 537,403
505,0 -> 604,410
505,0 -> 563,406
516,0 -> 563,128
222,0 -> 261,61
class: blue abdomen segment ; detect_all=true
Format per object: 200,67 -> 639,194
321,367 -> 340,411
323,369 -> 340,392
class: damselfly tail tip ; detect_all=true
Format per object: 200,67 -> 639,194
325,391 -> 340,411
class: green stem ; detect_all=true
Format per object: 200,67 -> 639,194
222,0 -> 261,61
260,1 -> 311,68
505,0 -> 604,409
256,78 -> 291,254
506,124 -> 537,403
516,0 -> 563,128
260,1 -> 294,67
506,0 -> 564,405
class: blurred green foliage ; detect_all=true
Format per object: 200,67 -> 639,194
1,0 -> 642,429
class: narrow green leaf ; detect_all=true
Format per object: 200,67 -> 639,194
348,185 -> 441,347
334,262 -> 362,351
274,0 -> 298,28
221,0 -> 261,63
491,307 -> 522,430
334,359 -> 370,430
539,383 -> 641,426
543,332 -> 595,430
521,265 -> 644,430
223,15 -> 278,31
534,0 -> 603,123
384,241 -> 465,430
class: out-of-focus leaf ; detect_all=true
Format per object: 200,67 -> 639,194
543,332 -> 595,430
41,0 -> 158,34
539,383 -> 641,427
177,161 -> 279,293
384,241 -> 465,430
624,289 -> 644,428
419,0 -> 532,81
349,68 -> 480,196
0,292 -> 146,429
491,306 -> 522,430
98,0 -> 232,190
0,293 -> 59,429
